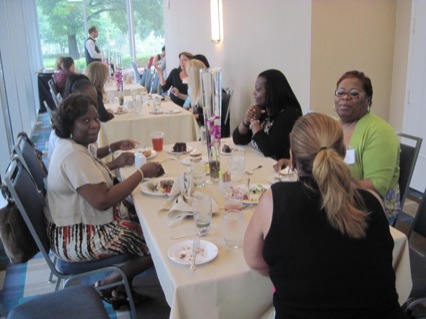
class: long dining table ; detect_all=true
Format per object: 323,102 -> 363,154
97,95 -> 199,148
119,139 -> 412,319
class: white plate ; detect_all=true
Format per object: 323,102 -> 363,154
140,177 -> 175,196
267,167 -> 298,184
243,184 -> 270,204
164,109 -> 181,114
166,145 -> 194,155
167,239 -> 218,266
115,148 -> 157,160
180,156 -> 209,166
114,108 -> 128,115
267,173 -> 298,184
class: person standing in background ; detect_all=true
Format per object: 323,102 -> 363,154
85,26 -> 103,66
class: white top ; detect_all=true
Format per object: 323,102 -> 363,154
44,138 -> 114,226
85,37 -> 103,60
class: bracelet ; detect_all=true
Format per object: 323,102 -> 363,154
242,121 -> 250,128
137,168 -> 144,180
249,120 -> 260,130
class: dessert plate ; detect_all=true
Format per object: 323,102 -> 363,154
168,239 -> 218,265
140,177 -> 175,196
180,156 -> 208,166
165,145 -> 194,155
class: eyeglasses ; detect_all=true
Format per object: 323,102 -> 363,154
335,89 -> 365,99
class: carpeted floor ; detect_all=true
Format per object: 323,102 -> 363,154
0,253 -> 170,319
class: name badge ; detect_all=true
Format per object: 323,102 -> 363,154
344,148 -> 356,165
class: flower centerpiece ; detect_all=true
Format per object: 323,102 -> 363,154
114,55 -> 124,105
200,67 -> 222,181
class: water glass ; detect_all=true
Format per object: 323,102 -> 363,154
223,210 -> 245,248
107,91 -> 115,104
230,148 -> 245,181
134,101 -> 142,116
190,156 -> 206,188
192,192 -> 212,230
154,96 -> 162,113
200,126 -> 207,144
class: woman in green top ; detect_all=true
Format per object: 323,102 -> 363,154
334,70 -> 400,224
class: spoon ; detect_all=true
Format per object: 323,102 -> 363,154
245,165 -> 262,175
170,228 -> 210,240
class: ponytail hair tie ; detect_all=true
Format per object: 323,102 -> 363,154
319,146 -> 328,152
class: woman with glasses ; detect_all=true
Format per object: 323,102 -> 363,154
232,69 -> 302,159
334,70 -> 400,224
244,112 -> 408,319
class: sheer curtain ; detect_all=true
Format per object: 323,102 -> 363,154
0,0 -> 42,174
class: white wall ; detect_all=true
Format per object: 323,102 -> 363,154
163,0 -> 312,131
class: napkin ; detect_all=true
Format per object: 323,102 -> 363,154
159,173 -> 219,227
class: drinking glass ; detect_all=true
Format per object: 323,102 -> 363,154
192,192 -> 212,230
223,210 -> 245,248
150,131 -> 164,151
229,148 -> 245,181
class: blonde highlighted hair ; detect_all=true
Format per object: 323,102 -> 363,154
186,59 -> 206,107
85,62 -> 109,93
290,112 -> 369,238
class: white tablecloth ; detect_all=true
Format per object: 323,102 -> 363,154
104,80 -> 145,97
120,139 -> 412,319
98,96 -> 199,148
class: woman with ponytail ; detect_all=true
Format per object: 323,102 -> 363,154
243,112 -> 407,319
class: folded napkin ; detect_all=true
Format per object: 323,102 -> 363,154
159,173 -> 219,227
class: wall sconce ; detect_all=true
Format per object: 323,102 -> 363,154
210,0 -> 223,43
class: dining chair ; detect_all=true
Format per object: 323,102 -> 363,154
144,70 -> 154,93
3,157 -> 137,319
12,132 -> 48,196
150,72 -> 161,94
402,187 -> 426,318
47,79 -> 60,108
131,61 -> 142,85
7,285 -> 109,319
140,68 -> 148,87
397,132 -> 423,209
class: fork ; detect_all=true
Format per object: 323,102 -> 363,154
244,165 -> 262,175
160,156 -> 177,163
190,238 -> 200,271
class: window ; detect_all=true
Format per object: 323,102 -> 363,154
36,0 -> 164,72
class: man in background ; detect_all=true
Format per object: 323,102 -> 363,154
85,26 -> 103,66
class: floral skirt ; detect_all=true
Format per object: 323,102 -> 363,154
46,204 -> 150,262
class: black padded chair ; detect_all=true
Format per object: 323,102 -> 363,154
48,79 -> 61,108
144,70 -> 154,93
402,188 -> 426,317
3,158 -> 137,319
7,285 -> 109,319
397,132 -> 422,209
12,132 -> 48,196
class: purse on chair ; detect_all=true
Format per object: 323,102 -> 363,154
0,173 -> 39,263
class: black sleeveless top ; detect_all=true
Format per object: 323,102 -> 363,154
264,178 -> 408,319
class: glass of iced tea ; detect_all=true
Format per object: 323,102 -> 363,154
150,131 -> 165,152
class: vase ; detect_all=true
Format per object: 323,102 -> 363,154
200,67 -> 222,181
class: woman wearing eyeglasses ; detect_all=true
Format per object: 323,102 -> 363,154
334,70 -> 400,224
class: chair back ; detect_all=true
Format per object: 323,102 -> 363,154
4,158 -> 50,257
150,73 -> 161,94
408,187 -> 426,240
48,79 -> 60,108
397,132 -> 422,208
144,70 -> 154,92
221,88 -> 232,138
140,68 -> 148,86
131,62 -> 141,85
13,132 -> 48,196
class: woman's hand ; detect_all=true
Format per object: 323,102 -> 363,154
170,87 -> 179,96
273,158 -> 291,172
116,139 -> 139,151
107,152 -> 135,170
140,162 -> 165,178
